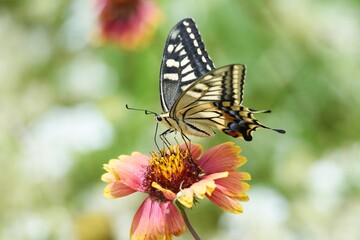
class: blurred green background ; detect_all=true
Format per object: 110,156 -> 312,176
1,0 -> 360,239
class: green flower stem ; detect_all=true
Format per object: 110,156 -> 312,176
178,203 -> 201,240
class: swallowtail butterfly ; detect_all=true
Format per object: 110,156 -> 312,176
156,18 -> 285,141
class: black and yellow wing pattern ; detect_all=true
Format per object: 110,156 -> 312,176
157,18 -> 285,141
159,18 -> 215,113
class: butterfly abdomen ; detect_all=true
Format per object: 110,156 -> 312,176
156,111 -> 216,138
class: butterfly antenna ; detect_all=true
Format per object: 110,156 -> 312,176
125,104 -> 157,116
249,108 -> 272,114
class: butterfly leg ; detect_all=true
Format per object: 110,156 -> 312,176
178,132 -> 193,158
153,123 -> 162,152
154,123 -> 172,152
159,129 -> 173,150
181,132 -> 191,149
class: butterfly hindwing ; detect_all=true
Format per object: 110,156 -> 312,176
172,64 -> 246,114
160,18 -> 215,113
170,64 -> 275,140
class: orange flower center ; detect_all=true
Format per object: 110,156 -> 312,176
143,146 -> 204,202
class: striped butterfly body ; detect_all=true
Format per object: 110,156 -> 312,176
156,18 -> 285,141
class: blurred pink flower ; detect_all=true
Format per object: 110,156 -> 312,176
97,0 -> 162,49
102,142 -> 250,239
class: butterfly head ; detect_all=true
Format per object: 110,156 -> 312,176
155,115 -> 163,122
155,113 -> 174,129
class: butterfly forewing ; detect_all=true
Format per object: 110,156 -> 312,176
160,18 -> 215,113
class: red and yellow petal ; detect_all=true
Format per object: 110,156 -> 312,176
199,142 -> 247,174
102,152 -> 149,197
191,172 -> 229,199
131,197 -> 185,240
176,172 -> 229,208
131,197 -> 153,239
102,159 -> 121,182
176,188 -> 194,208
214,171 -> 251,198
207,189 -> 247,214
103,181 -> 137,198
190,180 -> 214,199
116,152 -> 149,191
161,201 -> 186,237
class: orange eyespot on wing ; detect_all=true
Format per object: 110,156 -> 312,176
222,129 -> 244,138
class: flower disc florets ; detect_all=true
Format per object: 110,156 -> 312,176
143,146 -> 204,202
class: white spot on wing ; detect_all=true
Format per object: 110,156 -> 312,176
197,48 -> 202,55
175,44 -> 183,52
166,59 -> 179,68
164,73 -> 179,81
170,29 -> 180,40
186,27 -> 192,33
193,40 -> 199,47
190,33 -> 195,39
181,64 -> 193,74
167,44 -> 174,52
206,64 -> 212,71
180,49 -> 186,56
183,21 -> 189,26
180,57 -> 190,66
182,72 -> 197,82
201,56 -> 207,62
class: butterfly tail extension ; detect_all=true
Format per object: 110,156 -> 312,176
247,108 -> 286,134
214,102 -> 285,141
